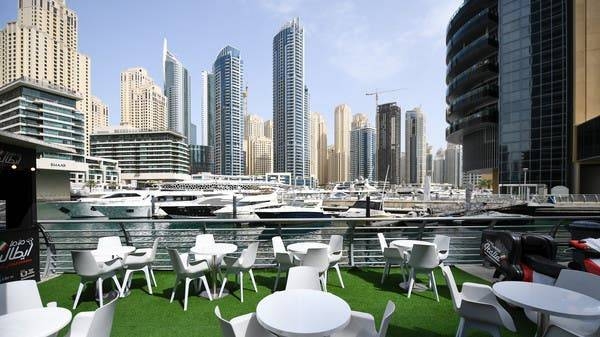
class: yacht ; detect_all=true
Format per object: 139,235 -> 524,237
337,199 -> 395,218
51,191 -> 150,218
254,199 -> 332,219
159,191 -> 241,218
91,198 -> 155,219
213,193 -> 282,219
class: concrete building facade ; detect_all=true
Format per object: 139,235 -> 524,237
310,112 -> 328,185
376,103 -> 402,184
406,107 -> 426,185
120,67 -> 167,131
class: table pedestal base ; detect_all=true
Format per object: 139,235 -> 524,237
200,288 -> 229,299
399,281 -> 429,292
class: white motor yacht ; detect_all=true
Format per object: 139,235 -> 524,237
337,199 -> 395,218
51,191 -> 150,218
213,193 -> 282,219
159,191 -> 241,218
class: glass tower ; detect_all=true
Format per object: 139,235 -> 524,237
272,18 -> 309,182
350,126 -> 376,181
163,39 -> 192,144
213,46 -> 244,176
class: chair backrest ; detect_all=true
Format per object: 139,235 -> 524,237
377,233 -> 388,252
440,265 -> 461,311
408,244 -> 439,270
87,296 -> 118,337
168,249 -> 186,274
195,234 -> 215,248
433,235 -> 450,253
286,266 -> 321,291
0,280 -> 43,315
383,247 -> 405,259
149,238 -> 160,261
72,250 -> 101,277
329,235 -> 343,253
302,248 -> 329,273
377,300 -> 396,337
214,306 -> 237,337
272,236 -> 286,256
555,269 -> 600,300
97,236 -> 122,251
240,242 -> 259,268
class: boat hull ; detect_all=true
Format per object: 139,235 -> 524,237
92,204 -> 153,219
160,205 -> 221,218
51,201 -> 105,218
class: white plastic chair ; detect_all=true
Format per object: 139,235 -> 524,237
440,265 -> 516,337
219,242 -> 259,302
406,244 -> 440,301
0,280 -> 57,315
285,266 -> 322,291
331,300 -> 396,337
377,233 -> 408,284
433,235 -> 450,263
214,306 -> 276,337
542,270 -> 600,337
65,296 -> 118,337
71,250 -> 123,309
122,238 -> 159,296
327,235 -> 345,288
301,247 -> 330,292
272,236 -> 295,290
168,248 -> 212,311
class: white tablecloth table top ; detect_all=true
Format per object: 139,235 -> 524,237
390,239 -> 435,250
256,289 -> 351,337
93,245 -> 136,261
190,243 -> 237,256
493,281 -> 600,319
287,242 -> 329,255
0,307 -> 72,337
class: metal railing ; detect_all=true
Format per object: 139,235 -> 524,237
36,216 -> 600,278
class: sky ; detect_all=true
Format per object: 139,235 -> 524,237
0,0 -> 463,151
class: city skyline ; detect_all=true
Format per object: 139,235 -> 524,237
0,0 -> 461,151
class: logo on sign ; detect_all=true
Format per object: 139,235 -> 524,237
0,237 -> 35,264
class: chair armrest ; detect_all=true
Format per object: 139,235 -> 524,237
46,301 -> 57,307
344,311 -> 377,336
461,282 -> 497,304
67,311 -> 95,337
101,257 -> 123,269
459,300 -> 516,332
223,255 -> 239,267
189,258 -> 210,267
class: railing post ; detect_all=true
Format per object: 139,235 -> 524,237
417,221 -> 427,240
118,222 -> 132,246
37,223 -> 57,278
348,222 -> 356,268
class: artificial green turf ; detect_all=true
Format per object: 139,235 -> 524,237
38,267 -> 536,337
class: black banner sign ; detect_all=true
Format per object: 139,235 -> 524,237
0,227 -> 39,283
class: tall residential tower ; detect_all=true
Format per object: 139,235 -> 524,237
120,67 -> 167,130
376,103 -> 402,184
163,39 -> 193,144
406,107 -> 426,185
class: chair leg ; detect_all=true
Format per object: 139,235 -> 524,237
97,278 -> 104,307
170,276 -> 179,303
239,271 -> 244,303
489,326 -> 501,337
184,277 -> 192,311
334,264 -> 345,288
121,270 -> 132,297
219,276 -> 228,299
249,269 -> 258,292
456,318 -> 465,337
407,269 -> 415,298
430,271 -> 439,302
143,266 -> 153,295
274,264 -> 281,291
73,282 -> 85,309
111,275 -> 123,296
150,267 -> 157,287
201,276 -> 213,301
381,262 -> 388,284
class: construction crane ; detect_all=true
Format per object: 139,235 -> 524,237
365,88 -> 407,108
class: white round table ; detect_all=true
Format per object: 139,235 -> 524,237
287,242 -> 329,254
390,239 -> 435,249
0,307 -> 72,337
190,243 -> 237,299
493,281 -> 600,336
256,289 -> 351,337
93,245 -> 136,261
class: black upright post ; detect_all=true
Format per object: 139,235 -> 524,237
366,195 -> 371,218
232,195 -> 237,219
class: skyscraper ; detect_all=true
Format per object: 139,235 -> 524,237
406,107 -> 426,185
163,39 -> 192,144
332,104 -> 351,182
350,123 -> 376,181
245,115 -> 264,140
310,112 -> 328,184
120,67 -> 167,130
445,144 -> 463,188
433,149 -> 446,184
213,46 -> 244,175
273,18 -> 309,182
90,96 -> 109,133
352,113 -> 369,130
248,136 -> 273,175
264,120 -> 273,140
376,103 -> 402,184
425,144 -> 433,179
201,71 -> 215,147
245,114 -> 265,175
0,0 -> 105,155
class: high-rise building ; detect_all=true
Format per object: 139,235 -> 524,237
330,104 -> 351,182
445,143 -> 463,188
90,95 -> 109,134
248,136 -> 273,175
327,145 -> 337,184
406,107 -> 426,185
213,46 -> 244,175
190,144 -> 213,174
310,112 -> 328,184
201,71 -> 215,147
163,39 -> 192,144
376,103 -> 402,184
245,114 -> 265,175
120,67 -> 167,130
352,113 -> 369,130
425,144 -> 433,179
433,149 -> 446,184
573,0 -> 600,193
273,18 -> 309,182
245,115 -> 264,140
350,125 -> 376,181
0,0 -> 101,155
264,120 -> 273,140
